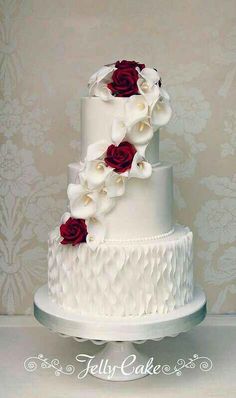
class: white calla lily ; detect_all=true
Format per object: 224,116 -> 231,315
134,144 -> 148,158
86,216 -> 106,251
150,97 -> 172,129
87,140 -> 109,161
77,161 -> 85,171
105,172 -> 127,198
129,152 -> 152,179
60,212 -> 71,224
111,118 -> 127,145
159,88 -> 170,101
88,65 -> 115,92
84,160 -> 113,189
125,95 -> 148,125
67,183 -> 97,219
127,119 -> 153,145
78,170 -> 88,188
96,186 -> 116,215
137,78 -> 160,105
138,67 -> 160,85
93,82 -> 113,101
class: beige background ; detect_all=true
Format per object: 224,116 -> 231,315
0,0 -> 235,314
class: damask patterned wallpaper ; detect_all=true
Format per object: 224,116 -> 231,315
0,0 -> 235,314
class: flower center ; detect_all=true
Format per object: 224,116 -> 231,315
141,82 -> 149,92
137,102 -> 145,110
137,161 -> 145,169
116,177 -> 123,184
139,122 -> 145,132
84,195 -> 92,206
96,162 -> 105,172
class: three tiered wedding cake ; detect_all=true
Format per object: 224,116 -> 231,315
48,60 -> 194,317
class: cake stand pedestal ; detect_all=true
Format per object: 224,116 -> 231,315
34,285 -> 206,381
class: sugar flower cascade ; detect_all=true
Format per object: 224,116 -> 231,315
60,60 -> 172,250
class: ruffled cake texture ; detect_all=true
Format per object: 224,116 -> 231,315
48,225 -> 194,317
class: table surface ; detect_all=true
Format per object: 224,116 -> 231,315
0,315 -> 236,398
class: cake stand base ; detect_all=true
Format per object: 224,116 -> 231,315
86,341 -> 150,381
34,285 -> 206,381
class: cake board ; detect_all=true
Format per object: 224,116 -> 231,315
34,285 -> 206,381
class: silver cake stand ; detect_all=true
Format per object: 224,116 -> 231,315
34,285 -> 206,381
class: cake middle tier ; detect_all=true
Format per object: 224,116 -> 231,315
68,162 -> 173,239
105,162 -> 173,239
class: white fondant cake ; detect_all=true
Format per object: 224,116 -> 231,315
48,60 -> 194,318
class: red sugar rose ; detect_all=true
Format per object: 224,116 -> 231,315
60,217 -> 87,246
104,141 -> 137,173
115,60 -> 145,70
108,60 -> 146,97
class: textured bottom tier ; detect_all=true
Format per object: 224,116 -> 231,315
48,225 -> 194,317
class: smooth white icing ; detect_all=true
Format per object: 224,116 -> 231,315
105,162 -> 173,238
145,131 -> 159,165
48,224 -> 193,317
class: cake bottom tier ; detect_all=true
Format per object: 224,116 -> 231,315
48,225 -> 194,317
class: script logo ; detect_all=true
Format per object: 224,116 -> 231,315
24,353 -> 213,379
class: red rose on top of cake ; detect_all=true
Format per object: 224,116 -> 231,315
107,59 -> 145,97
105,141 -> 137,173
60,217 -> 87,246
115,60 -> 145,70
